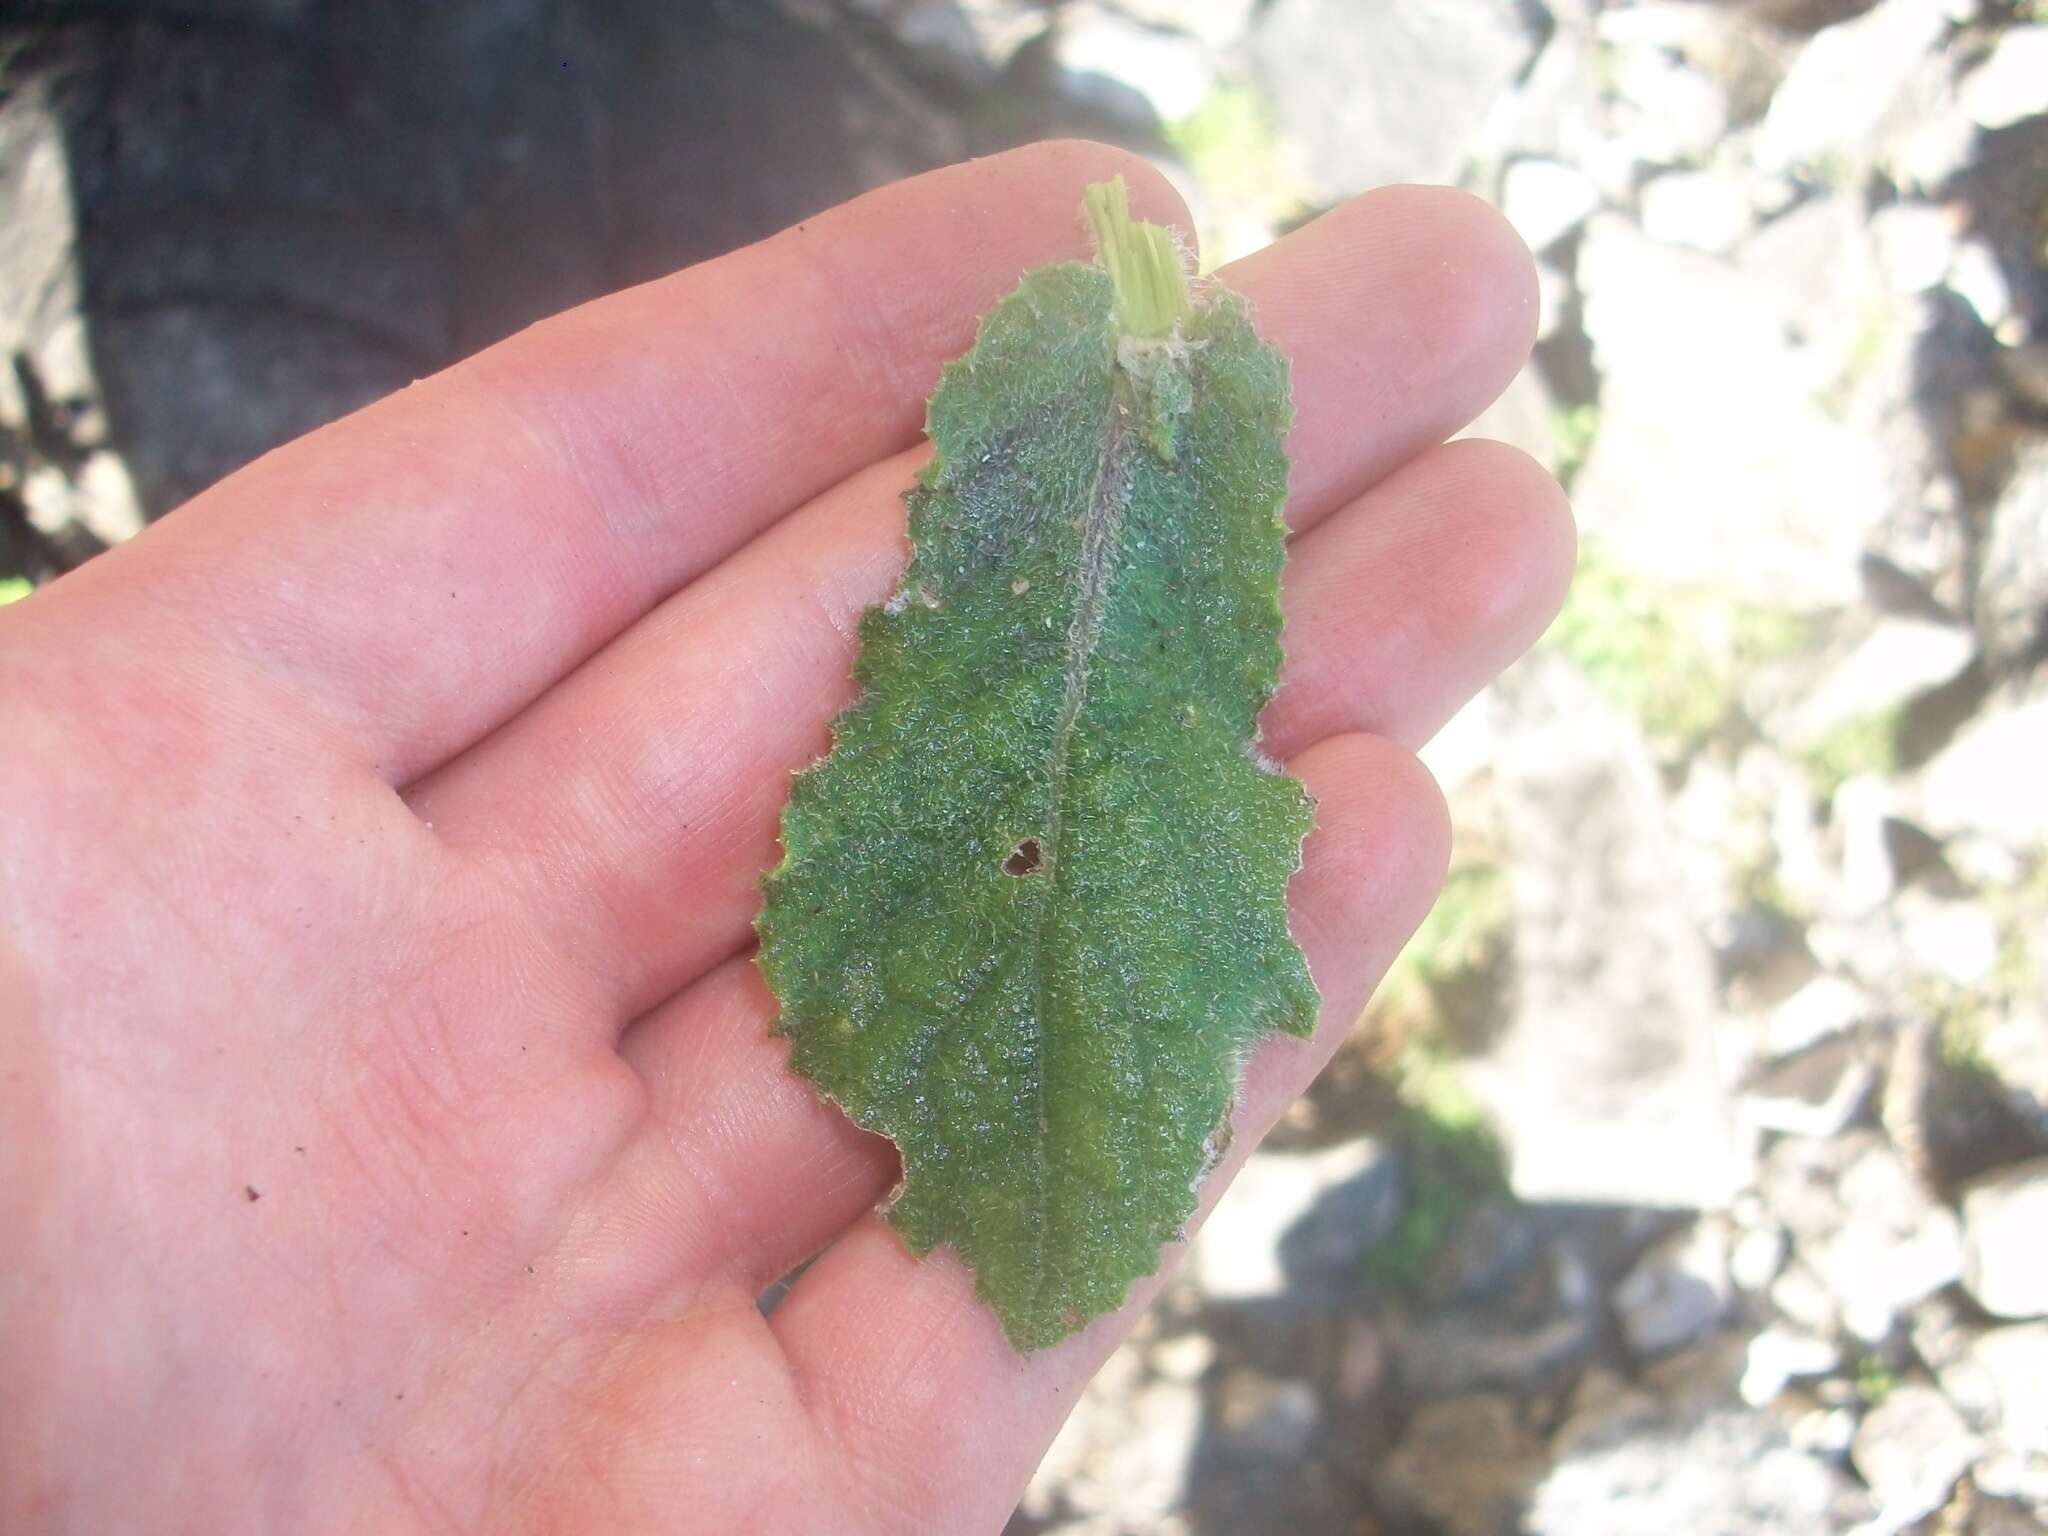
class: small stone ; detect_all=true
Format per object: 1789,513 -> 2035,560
1212,1369 -> 1320,1458
1959,26 -> 2048,131
1740,1327 -> 1841,1407
1401,1309 -> 1604,1399
1249,0 -> 1540,200
1919,699 -> 2048,850
1973,1451 -> 2048,1518
1983,1008 -> 2048,1141
1149,1331 -> 1215,1384
1789,1405 -> 1860,1459
1052,5 -> 1216,123
1771,1260 -> 1843,1335
1871,200 -> 1958,295
1897,890 -> 2003,989
1471,655 -> 1743,1209
1381,1394 -> 1544,1536
1741,1036 -> 1878,1140
1765,1132 -> 1965,1342
1023,1345 -> 1203,1522
1963,1160 -> 2048,1320
1757,0 -> 1954,176
1949,238 -> 2017,336
1500,157 -> 1602,253
1970,1324 -> 2048,1455
1529,1339 -> 1869,1533
1979,442 -> 2048,672
1730,1223 -> 1790,1293
1767,975 -> 1875,1059
1615,1221 -> 1736,1359
1852,1384 -> 1983,1527
1192,1137 -> 1399,1302
1785,618 -> 1977,749
1639,170 -> 1751,254
1607,48 -> 1730,165
1108,0 -> 1259,49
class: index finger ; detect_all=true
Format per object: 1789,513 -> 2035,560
20,142 -> 1192,785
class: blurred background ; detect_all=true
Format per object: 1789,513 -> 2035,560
3,1 -> 2044,1531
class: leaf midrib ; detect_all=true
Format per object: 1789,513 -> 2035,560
1020,355 -> 1140,1310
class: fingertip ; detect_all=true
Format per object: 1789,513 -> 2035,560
1427,435 -> 1578,661
1222,183 -> 1543,521
1018,138 -> 1197,253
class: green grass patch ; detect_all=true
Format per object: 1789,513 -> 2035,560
1853,1353 -> 1900,1406
1549,403 -> 1602,489
1549,545 -> 1733,745
1164,84 -> 1303,270
1364,1047 -> 1511,1295
1549,541 -> 1823,752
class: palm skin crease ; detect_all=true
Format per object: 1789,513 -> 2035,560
0,142 -> 1571,1536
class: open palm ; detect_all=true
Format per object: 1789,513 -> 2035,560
0,142 -> 1571,1535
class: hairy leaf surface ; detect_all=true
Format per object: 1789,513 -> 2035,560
758,181 -> 1317,1351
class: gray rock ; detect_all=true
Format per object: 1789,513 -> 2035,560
1779,617 -> 1977,748
1980,443 -> 2048,670
1468,654 -> 1742,1209
1399,1299 -> 1603,1399
1380,1394 -> 1545,1536
1971,1324 -> 2048,1457
1851,1384 -> 1983,1527
1969,1468 -> 2048,1530
1963,1160 -> 2048,1320
1604,43 -> 1731,168
1639,168 -> 1752,254
1740,1326 -> 1842,1407
1248,0 -> 1540,200
1897,890 -> 2004,990
1870,199 -> 1960,294
1573,214 -> 1886,610
1757,0 -> 1971,189
1766,975 -> 1878,1059
1983,1008 -> 2048,1143
1615,1220 -> 1737,1359
1107,0 -> 1259,50
1210,1369 -> 1320,1459
1763,1131 -> 1965,1342
1960,25 -> 2048,131
1500,157 -> 1602,253
1919,699 -> 2048,851
1191,1137 -> 1401,1302
1020,1341 -> 1202,1524
1730,1222 -> 1791,1293
1051,4 -> 1216,124
1740,1036 -> 1879,1140
1528,1338 -> 1870,1534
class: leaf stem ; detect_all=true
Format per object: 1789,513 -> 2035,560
1084,176 -> 1191,339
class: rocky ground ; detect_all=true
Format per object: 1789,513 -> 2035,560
4,2 -> 2045,1533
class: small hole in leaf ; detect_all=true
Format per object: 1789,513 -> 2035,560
1004,838 -> 1043,877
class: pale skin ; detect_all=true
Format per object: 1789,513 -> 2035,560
0,143 -> 1574,1534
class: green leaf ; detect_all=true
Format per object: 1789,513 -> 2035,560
757,178 -> 1316,1351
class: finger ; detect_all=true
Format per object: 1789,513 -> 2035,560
32,141 -> 1189,784
767,733 -> 1451,1535
409,195 -> 1544,1019
1276,436 -> 1575,751
1223,185 -> 1540,521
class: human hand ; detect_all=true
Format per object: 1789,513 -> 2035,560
0,142 -> 1572,1534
